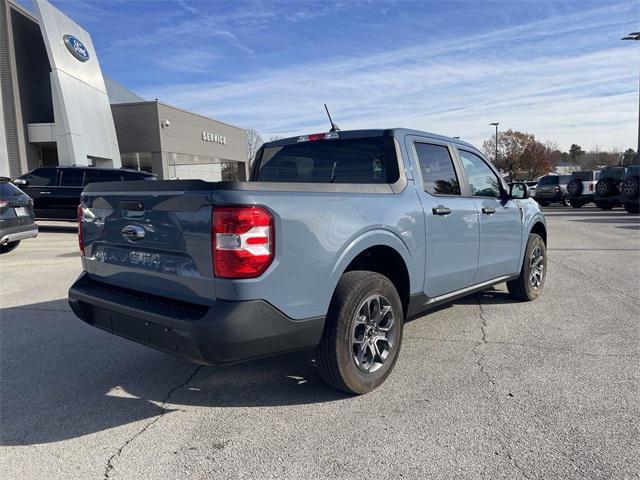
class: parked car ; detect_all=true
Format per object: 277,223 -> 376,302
566,170 -> 600,208
0,178 -> 38,254
620,165 -> 640,214
534,175 -> 572,206
68,129 -> 547,394
13,166 -> 156,220
594,166 -> 626,210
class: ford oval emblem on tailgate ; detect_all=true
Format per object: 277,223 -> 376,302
121,224 -> 145,242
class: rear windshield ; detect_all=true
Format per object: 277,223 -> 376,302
571,171 -> 594,181
559,175 -> 572,183
537,176 -> 559,185
600,167 -> 625,180
0,182 -> 23,198
254,137 -> 399,183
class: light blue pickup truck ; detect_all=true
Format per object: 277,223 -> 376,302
69,129 -> 547,394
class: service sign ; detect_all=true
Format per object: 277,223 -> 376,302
63,34 -> 89,62
202,131 -> 227,145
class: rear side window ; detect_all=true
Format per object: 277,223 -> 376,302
538,176 -> 559,185
255,137 -> 399,183
84,170 -> 123,185
559,175 -> 572,183
458,150 -> 502,197
27,168 -> 57,186
414,143 -> 460,195
60,169 -> 85,187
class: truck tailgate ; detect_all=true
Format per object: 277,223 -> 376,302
80,181 -> 215,305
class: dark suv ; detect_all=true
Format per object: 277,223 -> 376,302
620,165 -> 640,214
594,166 -> 626,210
534,175 -> 571,206
0,178 -> 37,253
13,166 -> 156,220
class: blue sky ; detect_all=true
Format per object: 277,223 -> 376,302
21,0 -> 640,151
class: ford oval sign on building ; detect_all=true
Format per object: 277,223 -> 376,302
63,34 -> 89,62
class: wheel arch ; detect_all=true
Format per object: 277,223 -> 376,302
329,230 -> 416,317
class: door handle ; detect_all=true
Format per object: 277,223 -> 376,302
39,191 -> 51,195
432,206 -> 452,216
481,207 -> 496,215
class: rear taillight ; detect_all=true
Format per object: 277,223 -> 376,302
77,204 -> 85,255
589,183 -> 593,192
0,200 -> 8,209
554,186 -> 560,192
213,206 -> 274,278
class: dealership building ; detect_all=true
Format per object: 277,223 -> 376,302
0,0 -> 248,181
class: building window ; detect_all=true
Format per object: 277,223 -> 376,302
121,152 -> 153,173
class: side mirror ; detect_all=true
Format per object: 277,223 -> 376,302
13,178 -> 28,186
509,182 -> 528,199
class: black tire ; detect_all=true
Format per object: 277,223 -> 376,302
317,271 -> 404,395
621,177 -> 639,199
538,201 -> 549,207
0,240 -> 20,254
567,180 -> 583,196
599,202 -> 614,210
624,203 -> 640,214
562,196 -> 571,207
571,201 -> 584,208
596,178 -> 613,197
507,233 -> 546,301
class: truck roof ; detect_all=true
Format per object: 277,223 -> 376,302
265,128 -> 481,153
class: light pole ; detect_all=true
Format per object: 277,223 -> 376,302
622,32 -> 640,162
489,122 -> 499,163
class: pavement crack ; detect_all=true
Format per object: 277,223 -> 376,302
103,365 -> 203,479
473,296 -> 530,480
548,257 -> 640,302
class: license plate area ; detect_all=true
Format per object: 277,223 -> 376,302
14,207 -> 28,217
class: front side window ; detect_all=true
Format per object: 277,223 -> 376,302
458,150 -> 502,198
414,143 -> 460,195
27,168 -> 57,187
255,136 -> 399,183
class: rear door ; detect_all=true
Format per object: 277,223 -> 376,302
408,137 -> 479,297
456,149 -> 522,283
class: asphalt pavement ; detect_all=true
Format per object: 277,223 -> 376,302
1,206 -> 638,479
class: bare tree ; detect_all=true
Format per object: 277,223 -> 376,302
246,127 -> 264,168
482,129 -> 535,180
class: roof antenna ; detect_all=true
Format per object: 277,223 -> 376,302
324,104 -> 340,132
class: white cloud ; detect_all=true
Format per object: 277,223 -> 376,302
140,1 -> 638,151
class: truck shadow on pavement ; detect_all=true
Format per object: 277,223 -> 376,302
0,299 -> 346,447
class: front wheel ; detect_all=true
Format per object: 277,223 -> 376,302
317,271 -> 404,394
571,201 -> 584,208
563,196 -> 571,207
507,233 -> 546,301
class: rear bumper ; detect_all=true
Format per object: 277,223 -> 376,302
0,223 -> 38,245
68,273 -> 325,365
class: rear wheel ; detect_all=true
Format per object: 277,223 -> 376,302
317,271 -> 404,394
507,233 -> 546,301
0,240 -> 20,254
599,202 -> 614,210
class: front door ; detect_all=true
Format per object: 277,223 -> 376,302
409,138 -> 480,298
456,149 -> 522,283
20,167 -> 58,217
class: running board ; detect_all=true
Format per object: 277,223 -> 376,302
406,274 -> 519,319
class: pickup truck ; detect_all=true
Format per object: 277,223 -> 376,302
68,129 -> 547,394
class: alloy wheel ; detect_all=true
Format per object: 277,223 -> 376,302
351,294 -> 396,373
